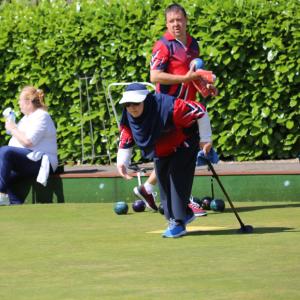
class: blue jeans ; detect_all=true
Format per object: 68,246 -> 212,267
0,146 -> 42,204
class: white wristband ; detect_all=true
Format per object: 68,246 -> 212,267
197,112 -> 212,143
117,148 -> 132,167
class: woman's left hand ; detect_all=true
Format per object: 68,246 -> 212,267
199,142 -> 212,155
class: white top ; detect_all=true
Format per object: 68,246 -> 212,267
8,108 -> 58,172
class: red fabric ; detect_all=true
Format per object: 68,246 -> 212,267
173,99 -> 206,128
154,99 -> 206,157
195,70 -> 215,83
150,31 -> 199,100
192,70 -> 217,98
118,98 -> 207,158
119,125 -> 134,149
154,129 -> 187,157
151,32 -> 196,75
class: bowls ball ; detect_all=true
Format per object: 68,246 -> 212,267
114,201 -> 129,215
201,196 -> 212,210
190,58 -> 205,70
210,199 -> 225,212
132,199 -> 146,212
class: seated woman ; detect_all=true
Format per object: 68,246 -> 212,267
116,83 -> 212,238
0,86 -> 58,205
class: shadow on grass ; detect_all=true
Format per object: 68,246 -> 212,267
187,226 -> 296,236
219,203 -> 300,214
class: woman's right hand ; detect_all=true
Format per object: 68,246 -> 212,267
5,119 -> 17,132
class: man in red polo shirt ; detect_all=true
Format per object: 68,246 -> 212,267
150,6 -> 200,100
133,3 -> 214,216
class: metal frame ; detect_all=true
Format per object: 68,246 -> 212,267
78,75 -> 113,164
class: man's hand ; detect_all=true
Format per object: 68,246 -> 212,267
207,84 -> 218,96
117,164 -> 133,180
183,69 -> 201,82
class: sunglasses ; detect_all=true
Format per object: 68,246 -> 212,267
123,102 -> 141,108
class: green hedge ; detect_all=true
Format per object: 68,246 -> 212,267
0,0 -> 299,163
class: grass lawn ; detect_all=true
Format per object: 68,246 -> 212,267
0,201 -> 299,300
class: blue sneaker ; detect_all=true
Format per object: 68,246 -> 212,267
162,219 -> 186,238
184,213 -> 196,226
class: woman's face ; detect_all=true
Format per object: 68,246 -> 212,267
18,91 -> 34,115
125,102 -> 144,118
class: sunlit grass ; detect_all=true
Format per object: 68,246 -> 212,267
0,202 -> 299,300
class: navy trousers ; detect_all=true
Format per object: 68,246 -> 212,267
0,146 -> 42,204
154,135 -> 199,222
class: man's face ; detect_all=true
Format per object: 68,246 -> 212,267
166,9 -> 187,40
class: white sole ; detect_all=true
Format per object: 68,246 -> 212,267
162,230 -> 187,238
133,187 -> 157,211
194,213 -> 207,217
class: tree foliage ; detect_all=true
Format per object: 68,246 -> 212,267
0,0 -> 299,163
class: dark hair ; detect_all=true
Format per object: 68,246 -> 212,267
165,3 -> 187,20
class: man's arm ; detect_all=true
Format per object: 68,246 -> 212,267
150,69 -> 204,85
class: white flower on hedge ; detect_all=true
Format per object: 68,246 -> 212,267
76,2 -> 81,12
267,50 -> 277,62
